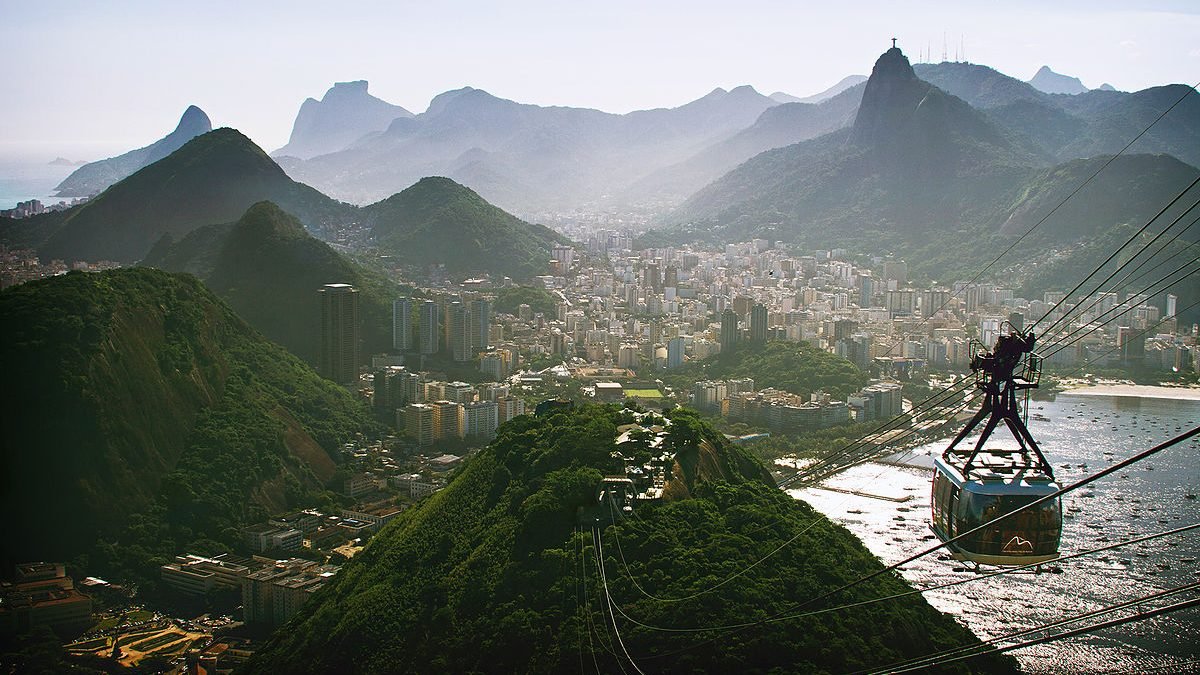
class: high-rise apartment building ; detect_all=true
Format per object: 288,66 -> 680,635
401,403 -> 435,446
750,303 -> 768,346
461,400 -> 499,439
431,400 -> 463,440
720,308 -> 739,355
392,297 -> 413,351
446,301 -> 471,362
666,336 -> 684,368
319,284 -> 359,386
419,300 -> 439,355
470,298 -> 492,352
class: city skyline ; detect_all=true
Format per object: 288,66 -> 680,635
2,0 -> 1198,159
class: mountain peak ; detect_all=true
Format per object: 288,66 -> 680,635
851,47 -> 925,144
275,80 -> 412,159
233,201 -> 309,241
1028,65 -> 1088,95
177,105 -> 212,134
728,84 -> 761,97
872,47 -> 919,83
53,106 -> 213,198
329,80 -> 370,95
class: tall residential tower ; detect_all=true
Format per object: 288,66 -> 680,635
319,283 -> 359,386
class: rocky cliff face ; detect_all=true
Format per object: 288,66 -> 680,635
275,80 -> 413,159
1029,65 -> 1089,95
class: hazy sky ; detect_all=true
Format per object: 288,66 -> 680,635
2,0 -> 1197,160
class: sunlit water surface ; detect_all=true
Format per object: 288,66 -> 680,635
792,392 -> 1200,674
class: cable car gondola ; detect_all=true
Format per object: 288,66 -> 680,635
930,325 -> 1062,567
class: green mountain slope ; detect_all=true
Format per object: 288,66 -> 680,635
143,201 -> 397,365
0,268 -> 370,575
363,176 -> 568,279
37,128 -> 355,264
243,405 -> 1014,674
665,341 -> 870,400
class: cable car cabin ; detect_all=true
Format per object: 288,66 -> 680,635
931,450 -> 1062,566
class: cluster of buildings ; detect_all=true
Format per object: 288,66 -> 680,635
448,236 -> 1197,381
159,553 -> 337,628
373,367 -> 527,445
0,563 -> 93,635
0,245 -> 119,289
324,235 -> 1194,450
690,377 -> 904,433
0,197 -> 84,219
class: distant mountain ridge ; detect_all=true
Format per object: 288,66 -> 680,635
277,83 -> 782,211
53,105 -> 212,197
771,74 -> 867,104
626,83 -> 865,204
275,80 -> 413,159
660,47 -> 1200,290
1029,65 -> 1089,95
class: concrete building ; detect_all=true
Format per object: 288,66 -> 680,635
419,300 -> 439,354
402,403 -> 435,446
461,400 -> 500,439
497,396 -> 525,423
666,336 -> 684,369
241,559 -> 339,628
750,303 -> 768,346
720,308 -> 739,355
243,523 -> 303,554
849,382 -> 904,422
432,400 -> 463,440
0,563 -> 93,634
319,284 -> 360,386
442,381 -> 476,404
470,298 -> 492,352
446,301 -> 472,362
392,297 -> 413,351
160,554 -> 254,596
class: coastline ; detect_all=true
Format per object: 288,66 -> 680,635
1058,381 -> 1200,401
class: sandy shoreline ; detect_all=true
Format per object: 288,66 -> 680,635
1059,382 -> 1200,401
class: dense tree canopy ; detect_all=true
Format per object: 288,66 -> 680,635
244,403 -> 1014,674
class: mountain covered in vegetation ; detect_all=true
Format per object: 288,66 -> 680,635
666,341 -> 870,400
0,268 -> 371,578
244,405 -> 1014,673
363,176 -> 569,279
34,128 -> 355,264
53,105 -> 213,198
2,128 -> 566,281
143,201 -> 397,365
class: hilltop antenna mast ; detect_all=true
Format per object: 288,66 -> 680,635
942,32 -> 947,62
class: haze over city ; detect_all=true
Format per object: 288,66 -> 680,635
2,1 -> 1199,672
2,0 -> 1198,157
